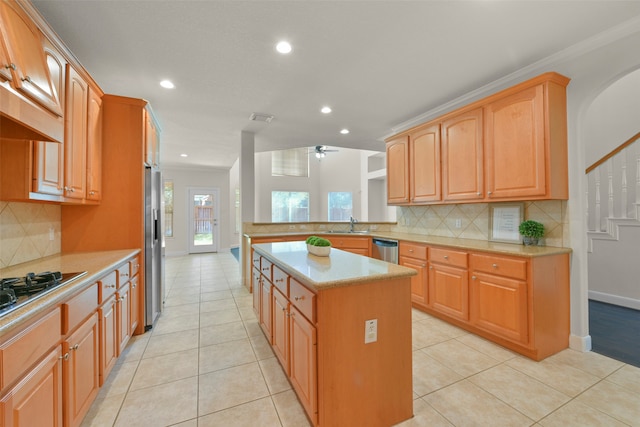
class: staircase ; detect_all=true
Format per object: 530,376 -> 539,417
586,132 -> 640,310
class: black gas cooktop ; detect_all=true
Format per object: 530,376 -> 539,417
0,271 -> 87,317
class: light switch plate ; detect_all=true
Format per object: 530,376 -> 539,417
365,319 -> 377,344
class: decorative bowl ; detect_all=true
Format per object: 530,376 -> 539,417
307,244 -> 331,257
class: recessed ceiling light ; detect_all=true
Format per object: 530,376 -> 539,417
340,129 -> 350,135
276,41 -> 292,54
321,106 -> 332,114
180,153 -> 188,157
160,80 -> 175,89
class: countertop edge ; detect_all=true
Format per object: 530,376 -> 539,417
0,249 -> 141,339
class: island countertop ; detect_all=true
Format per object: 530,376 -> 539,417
252,241 -> 416,291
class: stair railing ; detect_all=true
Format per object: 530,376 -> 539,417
586,132 -> 640,233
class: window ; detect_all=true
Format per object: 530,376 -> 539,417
272,191 -> 309,222
164,180 -> 174,237
272,147 -> 309,177
328,192 -> 352,221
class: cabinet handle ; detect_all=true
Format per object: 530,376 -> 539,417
5,63 -> 16,70
105,284 -> 116,288
408,249 -> 414,253
71,344 -> 80,351
472,275 -> 477,280
492,263 -> 498,268
275,278 -> 284,283
22,75 -> 33,83
122,273 -> 129,277
132,283 -> 137,289
59,353 -> 69,361
294,296 -> 305,301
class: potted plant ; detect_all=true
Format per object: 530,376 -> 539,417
518,220 -> 544,246
305,235 -> 332,256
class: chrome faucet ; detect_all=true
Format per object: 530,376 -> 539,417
349,216 -> 357,232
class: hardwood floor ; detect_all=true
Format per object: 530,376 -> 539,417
589,299 -> 640,368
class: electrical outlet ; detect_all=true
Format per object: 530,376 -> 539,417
364,319 -> 377,344
455,219 -> 462,228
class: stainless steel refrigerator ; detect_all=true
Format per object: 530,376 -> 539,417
144,166 -> 164,330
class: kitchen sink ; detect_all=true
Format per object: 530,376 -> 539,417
325,230 -> 370,234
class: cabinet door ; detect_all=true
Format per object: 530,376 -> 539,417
252,268 -> 261,318
63,65 -> 88,199
86,86 -> 102,201
289,305 -> 317,425
260,280 -> 272,340
410,123 -> 441,203
470,272 -> 528,344
129,275 -> 139,336
428,262 -> 469,321
0,346 -> 63,427
441,108 -> 484,201
98,295 -> 117,385
484,84 -> 546,199
0,0 -> 62,116
400,256 -> 428,307
386,135 -> 409,204
33,140 -> 64,195
64,313 -> 99,427
117,282 -> 131,353
145,109 -> 160,167
272,287 -> 290,374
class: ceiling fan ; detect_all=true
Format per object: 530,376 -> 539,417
311,145 -> 339,159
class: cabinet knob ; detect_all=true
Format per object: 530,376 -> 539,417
477,192 -> 482,196
294,296 -> 304,301
408,249 -> 414,253
122,273 -> 129,277
71,344 -> 80,351
472,275 -> 477,280
429,266 -> 433,270
487,191 -> 493,195
105,284 -> 116,288
444,255 -> 449,260
59,353 -> 69,361
22,75 -> 33,83
492,263 -> 498,268
5,63 -> 16,70
275,278 -> 284,283
89,191 -> 95,195
422,263 -> 426,267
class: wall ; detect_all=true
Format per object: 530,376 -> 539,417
162,166 -> 231,256
229,158 -> 240,248
254,147 -> 380,222
0,201 -> 61,268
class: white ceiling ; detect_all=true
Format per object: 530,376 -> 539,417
32,1 -> 640,170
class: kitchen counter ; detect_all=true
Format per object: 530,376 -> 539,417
246,231 -> 571,258
0,249 -> 140,338
252,241 -> 416,291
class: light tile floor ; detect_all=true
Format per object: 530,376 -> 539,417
81,253 -> 640,427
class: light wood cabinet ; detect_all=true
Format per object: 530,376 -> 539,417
145,109 -> 160,167
129,275 -> 140,337
325,235 -> 371,256
271,286 -> 290,373
86,86 -> 102,201
116,282 -> 131,354
62,64 -> 88,200
399,241 -> 428,307
386,135 -> 409,204
410,123 -> 441,203
428,247 -> 469,321
385,72 -> 570,205
289,303 -> 317,423
0,346 -> 63,427
33,140 -> 64,195
441,108 -> 484,201
98,294 -> 117,386
63,312 -> 99,427
0,0 -> 63,116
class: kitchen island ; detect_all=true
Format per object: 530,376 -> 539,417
252,241 -> 416,427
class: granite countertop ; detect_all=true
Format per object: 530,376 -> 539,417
252,241 -> 416,291
246,231 -> 572,258
0,249 -> 140,338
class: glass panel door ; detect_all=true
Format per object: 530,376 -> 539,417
188,188 -> 219,253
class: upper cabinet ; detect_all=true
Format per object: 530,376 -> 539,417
0,0 -> 62,116
86,87 -> 103,201
63,64 -> 88,200
386,72 -> 570,205
386,135 -> 410,204
144,108 -> 160,168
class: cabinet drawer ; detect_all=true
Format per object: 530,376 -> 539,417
272,265 -> 289,297
130,256 -> 141,277
470,254 -> 527,281
429,247 -> 468,268
289,278 -> 316,323
62,283 -> 98,335
98,271 -> 117,303
260,258 -> 273,281
328,236 -> 370,249
117,263 -> 131,286
0,308 -> 61,391
399,242 -> 427,259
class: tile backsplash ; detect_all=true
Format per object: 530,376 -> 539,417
393,200 -> 567,247
0,201 -> 61,269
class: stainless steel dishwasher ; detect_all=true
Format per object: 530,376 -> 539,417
372,238 -> 399,264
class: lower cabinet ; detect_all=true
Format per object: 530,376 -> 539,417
0,346 -> 64,427
271,287 -> 289,372
399,242 -> 428,307
63,313 -> 99,427
428,247 -> 469,321
99,294 -> 118,385
288,304 -> 317,421
117,282 -> 131,353
326,235 -> 371,256
260,279 -> 272,339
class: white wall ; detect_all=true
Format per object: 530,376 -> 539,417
254,147 -> 377,222
583,69 -> 640,167
229,158 -> 240,248
162,166 -> 231,256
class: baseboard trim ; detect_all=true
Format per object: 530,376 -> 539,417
570,334 -> 592,352
589,290 -> 640,310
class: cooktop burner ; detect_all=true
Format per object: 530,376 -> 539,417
0,271 -> 87,316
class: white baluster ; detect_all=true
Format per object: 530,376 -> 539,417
595,168 -> 602,231
607,158 -> 614,231
620,150 -> 627,218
